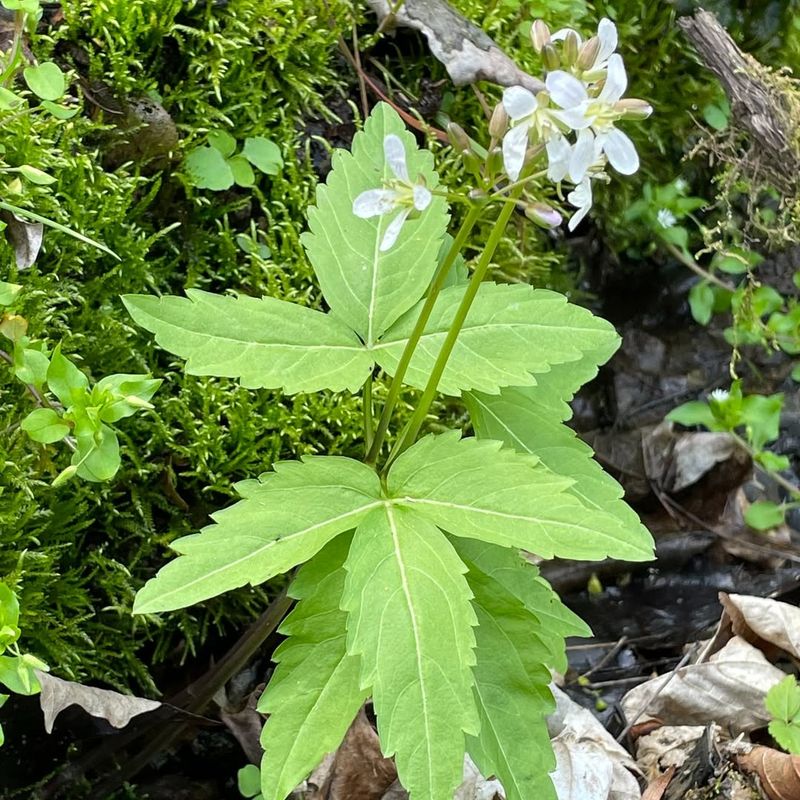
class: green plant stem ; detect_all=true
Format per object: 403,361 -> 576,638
383,187 -> 522,471
0,11 -> 24,87
363,372 -> 374,454
730,431 -> 800,500
665,242 -> 734,292
365,203 -> 483,465
0,200 -> 119,260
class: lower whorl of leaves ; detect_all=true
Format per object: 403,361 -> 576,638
133,432 -> 653,800
258,535 -> 368,800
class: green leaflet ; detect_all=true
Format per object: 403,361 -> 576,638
342,505 -> 478,800
374,284 -> 620,395
133,457 -> 382,613
122,290 -> 373,394
455,540 -> 589,674
457,543 -> 559,800
465,370 -> 644,536
389,433 -> 655,561
302,102 -> 448,345
259,536 -> 368,800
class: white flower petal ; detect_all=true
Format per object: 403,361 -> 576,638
383,134 -> 409,182
596,19 -> 618,63
412,184 -> 432,211
502,122 -> 531,181
503,85 -> 537,121
353,188 -> 399,218
602,127 -> 639,174
552,105 -> 593,130
546,70 -> 589,108
569,128 -> 595,183
380,207 -> 411,251
551,27 -> 582,45
599,53 -> 627,103
567,178 -> 593,231
546,134 -> 572,182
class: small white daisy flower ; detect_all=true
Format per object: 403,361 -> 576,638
657,208 -> 677,228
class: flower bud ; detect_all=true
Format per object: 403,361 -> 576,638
485,146 -> 504,177
614,98 -> 653,120
525,202 -> 563,229
530,20 -> 551,53
446,122 -> 470,152
541,43 -> 560,71
461,148 -> 483,178
488,103 -> 508,140
576,36 -> 600,71
53,465 -> 79,487
562,31 -> 580,66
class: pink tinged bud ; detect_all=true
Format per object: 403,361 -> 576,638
525,202 -> 563,229
614,98 -> 653,119
542,43 -> 560,71
562,31 -> 580,65
446,122 -> 471,152
530,20 -> 551,53
576,36 -> 600,71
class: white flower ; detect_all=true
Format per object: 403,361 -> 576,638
501,86 -> 561,181
709,388 -> 730,403
546,54 -> 651,180
656,208 -> 677,228
566,176 -> 593,231
352,134 -> 432,252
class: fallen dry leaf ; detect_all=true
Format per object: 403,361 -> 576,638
621,637 -> 786,732
737,745 -> 800,800
721,594 -> 800,660
2,212 -> 43,269
635,726 -> 708,781
37,670 -> 161,733
310,708 -> 396,800
549,686 -> 641,800
640,766 -> 674,800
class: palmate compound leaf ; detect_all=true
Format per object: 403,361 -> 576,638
373,284 -> 620,395
389,432 -> 655,562
132,457 -> 382,614
464,351 -> 647,539
302,102 -> 449,346
454,540 -> 567,800
258,535 -> 369,800
342,504 -> 479,800
122,290 -> 373,394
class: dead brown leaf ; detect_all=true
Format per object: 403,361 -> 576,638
737,745 -> 800,800
720,593 -> 800,661
2,212 -> 43,269
641,766 -> 674,800
309,708 -> 397,800
621,637 -> 786,732
37,671 -> 161,733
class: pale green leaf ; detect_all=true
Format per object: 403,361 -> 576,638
465,384 -> 645,537
243,136 -> 283,174
454,540 -> 590,674
20,407 -> 70,444
133,457 -> 382,614
73,424 -> 120,482
46,345 -> 88,407
185,145 -> 234,190
342,505 -> 478,800
302,102 -> 448,346
374,284 -> 619,394
23,62 -> 66,101
208,129 -> 237,157
123,290 -> 373,394
389,433 -> 654,562
458,543 -> 558,800
259,536 -> 368,800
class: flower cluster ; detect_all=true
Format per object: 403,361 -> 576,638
502,18 -> 652,229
